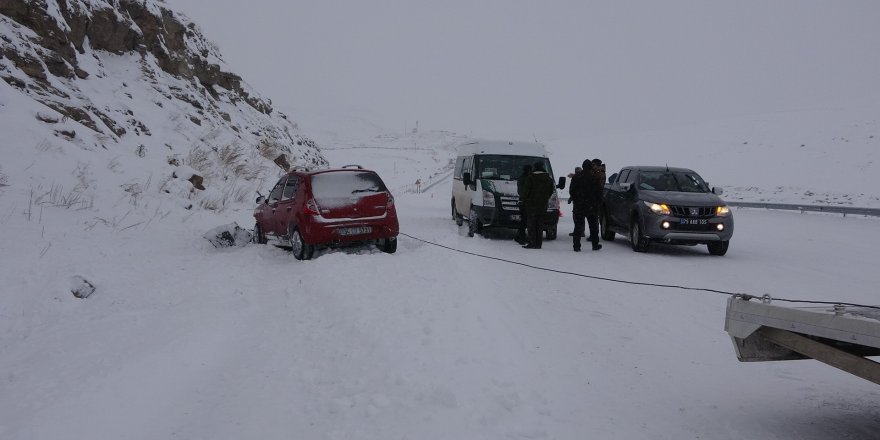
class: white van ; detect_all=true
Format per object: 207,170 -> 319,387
451,140 -> 565,239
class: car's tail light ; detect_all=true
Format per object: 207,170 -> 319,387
304,198 -> 320,215
386,193 -> 395,209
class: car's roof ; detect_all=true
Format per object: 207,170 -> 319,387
290,166 -> 377,176
456,139 -> 549,157
621,166 -> 697,173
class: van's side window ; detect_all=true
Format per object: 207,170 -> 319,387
462,157 -> 473,178
454,157 -> 466,180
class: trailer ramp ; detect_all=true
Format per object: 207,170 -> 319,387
725,296 -> 880,385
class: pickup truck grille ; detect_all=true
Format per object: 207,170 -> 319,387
670,205 -> 714,218
500,196 -> 520,211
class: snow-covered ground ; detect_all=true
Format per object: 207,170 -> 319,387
2,111 -> 879,439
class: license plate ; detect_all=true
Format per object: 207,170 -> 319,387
680,219 -> 708,225
510,215 -> 521,221
338,226 -> 371,236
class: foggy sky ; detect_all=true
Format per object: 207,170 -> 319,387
169,0 -> 880,138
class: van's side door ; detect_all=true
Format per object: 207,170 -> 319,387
456,156 -> 475,216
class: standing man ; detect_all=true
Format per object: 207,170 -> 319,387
515,164 -> 533,245
571,159 -> 605,251
521,162 -> 555,249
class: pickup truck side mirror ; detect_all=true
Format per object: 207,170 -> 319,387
619,182 -> 632,192
557,176 -> 566,189
712,187 -> 724,195
462,172 -> 472,187
608,173 -> 618,184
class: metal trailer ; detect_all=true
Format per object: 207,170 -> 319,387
724,296 -> 880,385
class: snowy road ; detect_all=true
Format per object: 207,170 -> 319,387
1,182 -> 879,439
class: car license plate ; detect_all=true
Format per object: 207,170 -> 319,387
680,219 -> 708,225
510,214 -> 521,221
338,226 -> 371,236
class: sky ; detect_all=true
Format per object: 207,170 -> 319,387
166,0 -> 880,139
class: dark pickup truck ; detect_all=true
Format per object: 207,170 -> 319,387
600,166 -> 733,255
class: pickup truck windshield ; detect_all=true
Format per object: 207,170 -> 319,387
476,155 -> 553,181
639,171 -> 708,193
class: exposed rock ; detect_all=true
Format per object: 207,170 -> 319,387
274,154 -> 291,171
55,128 -> 76,139
203,222 -> 252,248
188,174 -> 205,190
70,275 -> 96,299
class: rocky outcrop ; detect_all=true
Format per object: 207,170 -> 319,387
0,0 -> 326,171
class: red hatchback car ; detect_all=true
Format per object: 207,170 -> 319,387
253,166 -> 399,259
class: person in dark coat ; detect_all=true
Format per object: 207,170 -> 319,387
515,164 -> 533,244
521,162 -> 555,249
571,159 -> 605,251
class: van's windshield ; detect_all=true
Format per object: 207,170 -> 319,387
475,155 -> 553,181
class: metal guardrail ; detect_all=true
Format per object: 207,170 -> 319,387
726,201 -> 880,217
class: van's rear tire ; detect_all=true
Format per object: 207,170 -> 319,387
452,199 -> 463,226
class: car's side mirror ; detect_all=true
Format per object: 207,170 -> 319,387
557,176 -> 566,189
608,173 -> 618,184
620,182 -> 632,192
256,196 -> 265,204
712,187 -> 724,195
462,172 -> 472,187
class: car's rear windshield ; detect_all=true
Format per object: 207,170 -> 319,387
476,155 -> 553,181
639,171 -> 708,193
310,171 -> 388,199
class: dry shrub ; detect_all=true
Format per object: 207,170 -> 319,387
185,146 -> 211,173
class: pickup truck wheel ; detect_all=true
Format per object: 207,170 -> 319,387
467,206 -> 482,237
600,212 -> 615,241
707,240 -> 729,256
630,219 -> 649,252
253,222 -> 267,244
289,226 -> 314,260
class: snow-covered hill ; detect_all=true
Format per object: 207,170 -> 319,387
1,0 -> 326,217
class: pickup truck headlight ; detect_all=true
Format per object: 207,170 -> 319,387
482,190 -> 496,208
716,206 -> 730,216
644,201 -> 670,215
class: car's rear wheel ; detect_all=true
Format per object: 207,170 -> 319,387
545,224 -> 557,240
378,236 -> 398,254
630,218 -> 649,252
600,211 -> 615,241
467,206 -> 482,237
707,240 -> 729,256
253,222 -> 267,244
289,226 -> 314,260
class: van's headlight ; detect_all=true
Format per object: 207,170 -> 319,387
644,201 -> 670,215
482,190 -> 495,207
716,206 -> 730,216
